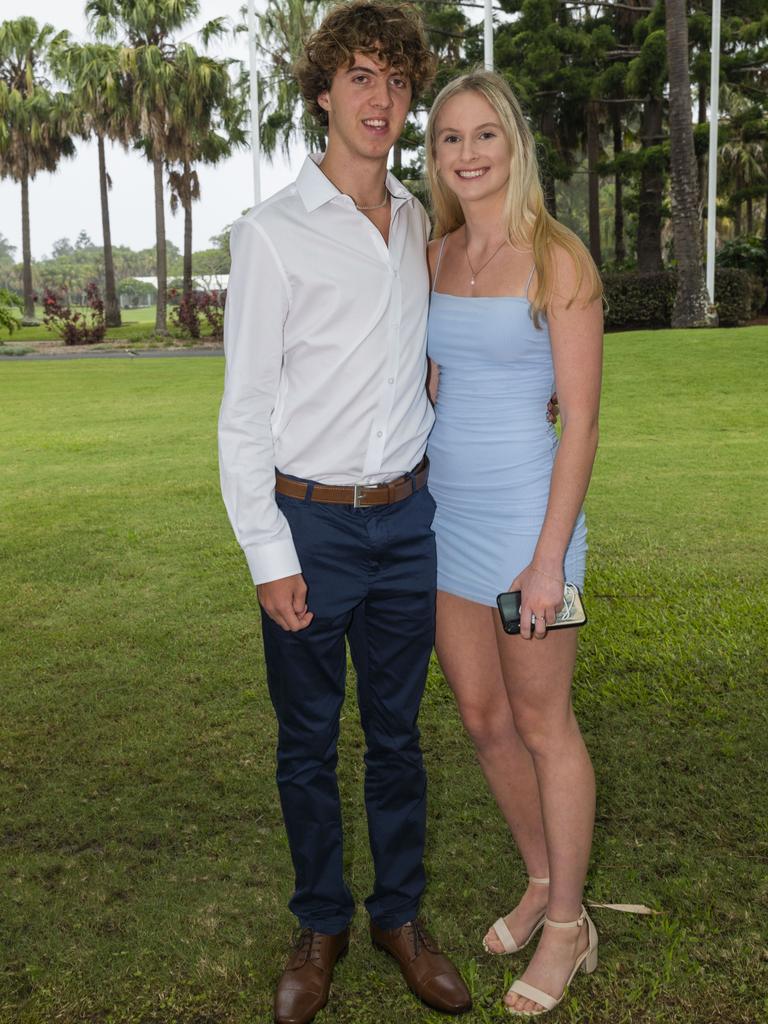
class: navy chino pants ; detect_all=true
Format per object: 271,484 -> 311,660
260,480 -> 437,934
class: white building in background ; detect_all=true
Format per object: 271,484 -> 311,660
130,275 -> 230,292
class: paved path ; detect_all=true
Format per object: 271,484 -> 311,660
1,347 -> 224,362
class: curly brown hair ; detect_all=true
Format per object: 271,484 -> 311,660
295,1 -> 436,126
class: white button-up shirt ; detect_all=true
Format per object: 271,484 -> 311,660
218,155 -> 435,586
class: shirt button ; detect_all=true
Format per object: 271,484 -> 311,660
377,430 -> 383,438
387,377 -> 394,384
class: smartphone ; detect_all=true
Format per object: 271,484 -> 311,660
496,583 -> 587,635
496,590 -> 523,635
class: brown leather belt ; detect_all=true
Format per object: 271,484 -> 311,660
275,457 -> 429,508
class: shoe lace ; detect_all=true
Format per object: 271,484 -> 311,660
291,927 -> 325,967
403,919 -> 439,960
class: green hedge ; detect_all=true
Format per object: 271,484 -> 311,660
602,272 -> 675,328
602,268 -> 764,329
745,270 -> 767,318
714,269 -> 750,326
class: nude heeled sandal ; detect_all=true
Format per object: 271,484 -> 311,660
482,876 -> 550,955
504,906 -> 598,1017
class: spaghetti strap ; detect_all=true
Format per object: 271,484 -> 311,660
524,262 -> 536,297
432,235 -> 449,293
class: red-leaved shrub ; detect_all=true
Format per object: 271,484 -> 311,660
42,283 -> 106,345
170,289 -> 226,340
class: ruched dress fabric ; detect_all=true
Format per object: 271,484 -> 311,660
426,280 -> 587,608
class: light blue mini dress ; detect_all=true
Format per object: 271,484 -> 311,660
426,237 -> 587,607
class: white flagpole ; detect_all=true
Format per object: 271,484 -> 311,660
248,0 -> 261,204
484,0 -> 494,71
705,0 -> 721,305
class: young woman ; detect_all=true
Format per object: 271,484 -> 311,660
425,71 -> 604,1015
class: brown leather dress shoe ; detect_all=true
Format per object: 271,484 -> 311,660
274,927 -> 350,1024
370,918 -> 472,1015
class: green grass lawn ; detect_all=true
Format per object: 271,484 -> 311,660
1,327 -> 767,1024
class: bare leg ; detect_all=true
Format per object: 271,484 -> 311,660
435,592 -> 550,950
493,621 -> 595,1013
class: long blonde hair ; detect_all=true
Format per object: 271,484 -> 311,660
425,70 -> 602,325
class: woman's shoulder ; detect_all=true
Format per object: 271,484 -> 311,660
427,230 -> 458,274
427,231 -> 457,252
546,239 -> 602,309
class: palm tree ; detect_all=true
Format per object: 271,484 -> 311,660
86,0 -> 227,335
164,45 -> 246,302
665,0 -> 710,326
241,0 -> 330,159
0,18 -> 75,323
718,85 -> 767,238
50,41 -> 135,327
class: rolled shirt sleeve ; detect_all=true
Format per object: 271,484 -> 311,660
218,217 -> 302,586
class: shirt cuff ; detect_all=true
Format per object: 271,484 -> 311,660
244,539 -> 303,586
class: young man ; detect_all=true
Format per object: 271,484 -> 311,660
218,3 -> 472,1021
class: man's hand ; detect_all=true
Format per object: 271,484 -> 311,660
257,574 -> 314,632
546,391 -> 559,426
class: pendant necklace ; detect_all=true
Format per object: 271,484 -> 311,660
355,193 -> 389,211
466,238 -> 508,286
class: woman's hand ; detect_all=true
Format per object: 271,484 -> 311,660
546,391 -> 559,425
508,564 -> 565,640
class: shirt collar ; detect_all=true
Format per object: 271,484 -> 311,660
296,153 -> 414,212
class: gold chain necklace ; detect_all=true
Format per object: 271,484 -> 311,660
354,193 -> 389,211
465,238 -> 508,286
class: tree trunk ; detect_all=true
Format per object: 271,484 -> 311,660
697,80 -> 707,211
665,0 -> 710,327
20,169 -> 36,323
98,134 -> 121,328
542,169 -> 557,219
153,153 -> 167,335
746,196 -> 753,236
183,160 -> 193,301
541,106 -> 558,219
637,97 -> 664,271
612,108 -> 625,263
733,169 -> 742,237
697,80 -> 708,246
393,142 -> 402,176
587,103 -> 602,267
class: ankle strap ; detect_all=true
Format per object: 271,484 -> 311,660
544,908 -> 586,929
528,875 -> 550,886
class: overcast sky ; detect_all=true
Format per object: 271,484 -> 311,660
0,0 -> 303,260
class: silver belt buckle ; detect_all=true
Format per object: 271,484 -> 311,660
353,482 -> 366,508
